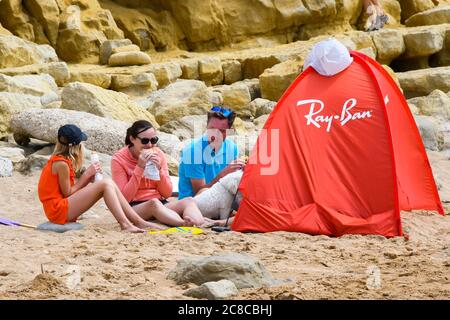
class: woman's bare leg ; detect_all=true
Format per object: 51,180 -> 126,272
109,183 -> 167,230
166,197 -> 204,226
67,180 -> 143,233
132,199 -> 185,227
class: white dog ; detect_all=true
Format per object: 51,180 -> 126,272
194,170 -> 243,220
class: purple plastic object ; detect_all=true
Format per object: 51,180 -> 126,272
0,217 -> 20,227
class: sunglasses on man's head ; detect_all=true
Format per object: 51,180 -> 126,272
210,106 -> 233,118
136,136 -> 159,145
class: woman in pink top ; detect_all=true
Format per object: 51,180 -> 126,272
112,120 -> 204,227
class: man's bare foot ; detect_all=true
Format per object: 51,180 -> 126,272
121,225 -> 145,233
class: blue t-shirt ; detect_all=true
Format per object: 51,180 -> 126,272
178,136 -> 238,199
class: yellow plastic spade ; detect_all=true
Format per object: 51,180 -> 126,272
148,226 -> 204,235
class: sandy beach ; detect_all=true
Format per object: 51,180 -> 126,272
0,151 -> 448,300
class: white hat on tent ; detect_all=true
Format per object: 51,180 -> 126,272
303,38 -> 353,77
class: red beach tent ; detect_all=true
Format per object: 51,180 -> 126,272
232,51 -> 444,237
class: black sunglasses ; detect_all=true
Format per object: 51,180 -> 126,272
136,136 -> 159,145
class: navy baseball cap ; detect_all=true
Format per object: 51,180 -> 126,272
57,124 -> 88,145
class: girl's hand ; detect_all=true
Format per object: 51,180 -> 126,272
84,163 -> 102,179
137,150 -> 152,168
148,152 -> 161,170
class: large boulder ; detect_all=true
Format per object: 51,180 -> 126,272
250,98 -> 277,118
207,89 -> 224,106
414,115 -> 445,151
222,60 -> 242,85
240,78 -> 262,101
56,28 -> 105,64
0,35 -> 58,68
99,39 -> 132,65
111,44 -> 141,55
110,73 -> 158,97
15,153 -> 49,175
198,57 -> 223,86
0,62 -> 70,86
180,59 -> 200,80
431,28 -> 450,67
398,0 -> 438,22
241,54 -> 287,79
372,29 -> 405,64
183,280 -> 239,300
260,58 -> 303,101
166,154 -> 179,176
0,73 -> 58,97
210,83 -> 252,118
167,253 -> 284,289
159,115 -> 207,141
156,132 -> 183,161
402,28 -> 445,58
0,0 -> 36,42
409,89 -> 450,120
379,0 -> 402,25
10,108 -> 128,155
254,114 -> 270,131
145,80 -> 211,125
23,0 -> 60,46
0,92 -> 42,138
0,147 -> 25,165
55,4 -> 124,63
397,66 -> 450,98
232,117 -> 257,136
108,51 -> 152,67
406,5 -> 450,26
61,82 -> 159,128
148,62 -> 182,88
68,71 -> 112,89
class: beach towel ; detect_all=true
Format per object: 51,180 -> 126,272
148,226 -> 204,235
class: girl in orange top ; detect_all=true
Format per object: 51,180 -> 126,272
38,124 -> 162,233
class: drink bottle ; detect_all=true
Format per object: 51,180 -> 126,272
90,153 -> 103,181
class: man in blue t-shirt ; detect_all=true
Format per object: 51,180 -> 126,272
178,107 -> 245,199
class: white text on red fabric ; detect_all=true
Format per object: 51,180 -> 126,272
297,98 -> 373,132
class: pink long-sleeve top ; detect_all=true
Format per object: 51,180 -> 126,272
111,146 -> 172,202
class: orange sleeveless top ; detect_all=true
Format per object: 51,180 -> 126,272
38,155 -> 75,224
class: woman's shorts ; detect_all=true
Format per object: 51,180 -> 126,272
129,199 -> 168,207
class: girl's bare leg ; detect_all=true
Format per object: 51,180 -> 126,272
132,199 -> 185,227
67,180 -> 144,233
